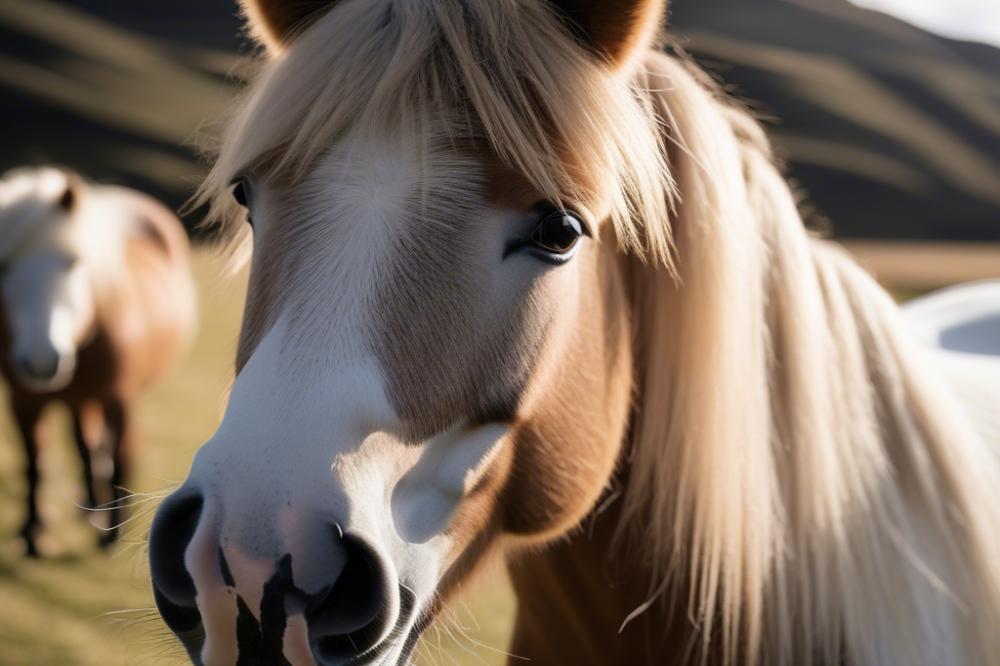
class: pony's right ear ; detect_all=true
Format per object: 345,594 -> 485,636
548,0 -> 668,71
240,0 -> 342,54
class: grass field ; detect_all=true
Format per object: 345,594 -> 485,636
0,250 -> 515,666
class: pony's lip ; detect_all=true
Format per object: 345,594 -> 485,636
314,625 -> 413,666
374,587 -> 426,666
311,583 -> 422,666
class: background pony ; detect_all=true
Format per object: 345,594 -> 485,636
0,166 -> 195,556
149,1 -> 1000,664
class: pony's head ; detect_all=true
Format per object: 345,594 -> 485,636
150,0 -> 671,663
0,167 -> 96,391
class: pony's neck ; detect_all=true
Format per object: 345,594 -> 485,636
507,481 -> 706,666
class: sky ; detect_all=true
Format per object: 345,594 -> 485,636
850,0 -> 1000,47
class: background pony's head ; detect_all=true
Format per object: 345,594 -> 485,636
0,167 -> 97,391
149,0 -> 669,663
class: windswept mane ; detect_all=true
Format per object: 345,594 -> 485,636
624,53 -> 1000,666
197,0 -> 674,265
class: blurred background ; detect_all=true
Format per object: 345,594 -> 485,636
0,0 -> 997,663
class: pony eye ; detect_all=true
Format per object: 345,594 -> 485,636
230,178 -> 254,228
231,179 -> 250,208
531,209 -> 586,255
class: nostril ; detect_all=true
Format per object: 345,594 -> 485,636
13,351 -> 61,382
309,533 -> 391,662
149,492 -> 203,634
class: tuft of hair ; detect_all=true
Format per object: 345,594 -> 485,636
194,0 -> 675,270
623,52 -> 1000,666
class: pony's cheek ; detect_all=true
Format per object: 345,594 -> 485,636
500,415 -> 625,540
498,243 -> 632,541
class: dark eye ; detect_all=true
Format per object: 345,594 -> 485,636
530,209 -> 587,256
230,178 -> 253,227
231,179 -> 250,208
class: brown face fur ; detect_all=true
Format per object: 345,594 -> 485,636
394,167 -> 635,610
233,144 -> 635,611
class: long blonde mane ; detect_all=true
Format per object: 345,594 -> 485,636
625,54 -> 1000,666
196,2 -> 1000,664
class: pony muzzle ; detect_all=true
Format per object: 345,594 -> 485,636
8,344 -> 76,391
149,488 -> 403,666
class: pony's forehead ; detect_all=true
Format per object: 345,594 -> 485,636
260,128 -> 549,223
306,131 -> 483,192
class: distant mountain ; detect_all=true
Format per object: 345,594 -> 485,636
670,0 -> 1000,240
1,0 -> 998,239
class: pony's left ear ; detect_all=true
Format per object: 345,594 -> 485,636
57,173 -> 81,212
548,0 -> 667,71
239,0 -> 342,54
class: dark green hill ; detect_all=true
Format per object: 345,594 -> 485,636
670,0 -> 1000,239
1,0 -> 998,239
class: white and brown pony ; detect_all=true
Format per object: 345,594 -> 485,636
148,1 -> 1000,664
0,166 -> 195,556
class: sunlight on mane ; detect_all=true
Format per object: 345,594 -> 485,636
622,53 -> 1000,666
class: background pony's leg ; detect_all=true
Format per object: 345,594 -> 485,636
99,396 -> 132,548
70,401 -> 103,511
12,396 -> 46,558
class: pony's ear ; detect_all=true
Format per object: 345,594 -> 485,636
548,0 -> 667,70
57,175 -> 79,212
239,0 -> 341,54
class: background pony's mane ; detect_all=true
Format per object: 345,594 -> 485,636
196,2 -> 1000,665
0,167 -> 124,282
0,167 -> 176,318
196,0 -> 673,265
